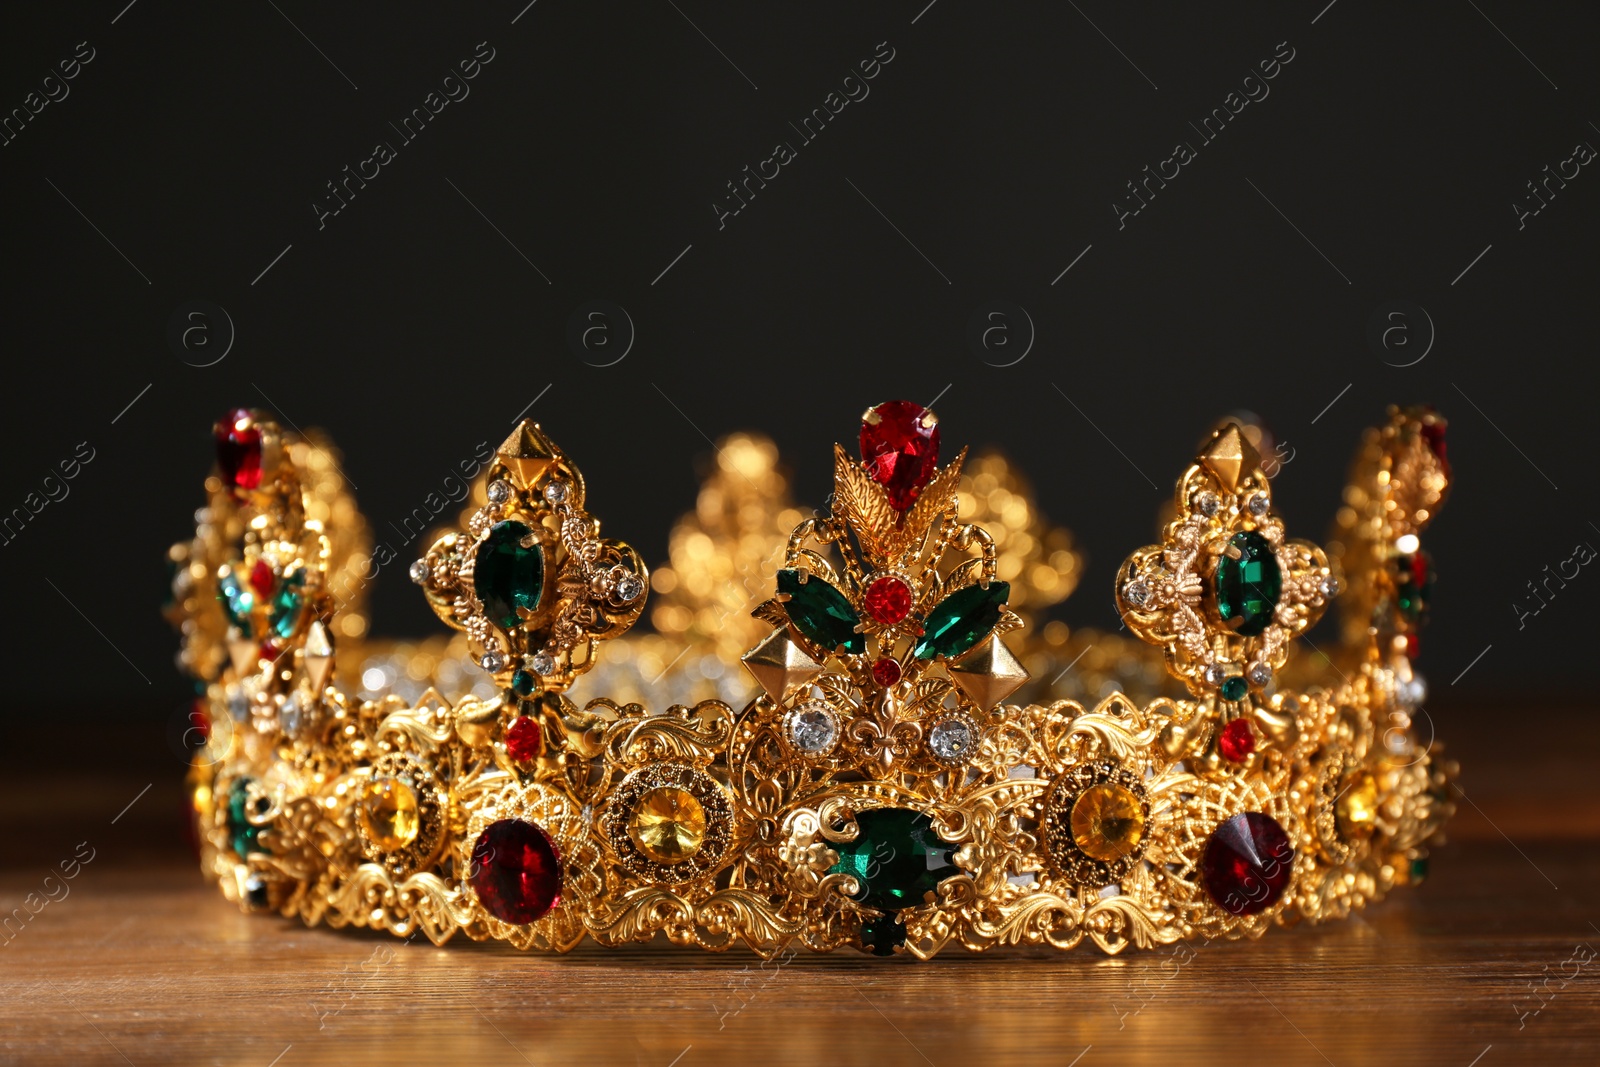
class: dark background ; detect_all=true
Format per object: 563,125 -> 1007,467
3,0 -> 1595,732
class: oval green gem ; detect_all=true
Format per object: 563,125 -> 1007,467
913,581 -> 1010,660
227,778 -> 266,858
828,808 -> 960,910
475,521 -> 545,630
268,569 -> 305,639
1214,531 -> 1280,637
777,569 -> 864,655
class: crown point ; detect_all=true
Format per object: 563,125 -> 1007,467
1200,422 -> 1261,494
860,400 -> 940,511
304,619 -> 334,690
741,627 -> 824,702
946,633 -> 1029,710
496,421 -> 560,486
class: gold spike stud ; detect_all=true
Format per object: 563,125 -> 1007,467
496,421 -> 561,486
303,619 -> 334,690
227,634 -> 259,677
1200,423 -> 1261,494
947,634 -> 1029,710
741,628 -> 824,702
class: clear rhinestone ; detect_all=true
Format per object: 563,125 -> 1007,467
528,652 -> 555,676
1247,662 -> 1272,687
480,651 -> 504,673
280,692 -> 303,734
929,717 -> 975,762
227,689 -> 250,722
194,508 -> 210,526
1203,663 -> 1227,686
786,703 -> 838,755
408,559 -> 429,584
1123,579 -> 1152,610
1397,675 -> 1428,710
1321,576 -> 1342,599
615,573 -> 645,602
543,481 -> 567,505
487,480 -> 513,505
1193,491 -> 1220,517
1247,493 -> 1270,517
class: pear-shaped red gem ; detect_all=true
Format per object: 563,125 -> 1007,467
216,409 -> 263,492
860,401 -> 939,511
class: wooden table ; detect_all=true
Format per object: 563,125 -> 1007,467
4,703 -> 1597,1066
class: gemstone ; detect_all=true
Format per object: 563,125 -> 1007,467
1395,551 -> 1433,621
1123,579 -> 1152,610
1193,491 -> 1220,517
627,786 -> 708,863
786,702 -> 839,755
1203,663 -> 1227,687
871,657 -> 902,688
1247,662 -> 1272,687
475,521 -> 545,630
543,481 -> 567,504
1214,531 -> 1281,637
860,401 -> 940,511
861,915 -> 908,957
1070,783 -> 1146,862
358,778 -> 420,851
480,650 -> 504,672
1221,676 -> 1249,702
1321,576 -> 1342,599
227,778 -> 266,857
215,409 -> 263,491
280,692 -> 303,734
928,717 -> 975,762
913,581 -> 1010,661
409,559 -> 429,584
1218,718 -> 1256,761
469,819 -> 562,924
529,652 -> 555,675
249,560 -> 275,598
777,569 -> 865,655
615,572 -> 645,603
506,716 -> 543,762
511,669 -> 535,697
1408,855 -> 1430,883
1247,493 -> 1270,517
218,568 -> 255,628
243,874 -> 270,910
1403,632 -> 1421,660
863,575 -> 913,627
487,479 -> 513,505
268,569 -> 305,639
828,808 -> 959,910
1421,421 -> 1450,479
1335,771 -> 1379,840
1201,812 -> 1294,916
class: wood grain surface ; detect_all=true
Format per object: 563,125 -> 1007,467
3,703 -> 1597,1066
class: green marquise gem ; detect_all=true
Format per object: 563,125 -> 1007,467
828,808 -> 959,909
218,569 -> 254,628
1214,531 -> 1281,637
777,569 -> 864,655
227,778 -> 267,858
268,569 -> 305,639
913,581 -> 1010,660
475,520 -> 545,631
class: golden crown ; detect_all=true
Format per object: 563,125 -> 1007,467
167,400 -> 1455,957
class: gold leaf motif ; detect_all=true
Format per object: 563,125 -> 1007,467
831,443 -> 899,561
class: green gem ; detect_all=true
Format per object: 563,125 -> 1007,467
777,569 -> 864,655
913,581 -> 1010,660
227,778 -> 266,858
1214,531 -> 1281,637
475,521 -> 545,630
1409,856 -> 1429,884
218,570 -> 254,628
511,669 -> 535,696
827,808 -> 959,909
1221,676 -> 1249,701
1395,552 -> 1433,621
861,915 -> 907,957
268,569 -> 305,639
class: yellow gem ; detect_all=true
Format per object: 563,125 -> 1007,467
1070,783 -> 1145,862
1336,771 -> 1379,840
358,778 -> 420,851
628,786 -> 707,863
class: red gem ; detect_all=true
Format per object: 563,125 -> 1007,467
1404,632 -> 1421,659
469,818 -> 562,924
506,717 -> 543,762
1201,812 -> 1294,916
1420,421 -> 1451,480
189,699 -> 211,742
863,575 -> 913,626
1408,553 -> 1430,588
1218,718 -> 1256,762
872,657 -> 902,688
259,639 -> 280,662
860,401 -> 940,511
249,560 -> 275,598
215,409 -> 264,491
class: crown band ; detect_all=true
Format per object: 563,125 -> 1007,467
168,402 -> 1455,957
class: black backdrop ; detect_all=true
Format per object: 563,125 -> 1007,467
3,1 -> 1595,729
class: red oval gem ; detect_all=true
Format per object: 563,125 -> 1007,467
1218,718 -> 1256,762
216,409 -> 264,492
249,560 -> 275,598
860,401 -> 940,511
469,818 -> 562,924
1403,632 -> 1420,660
506,716 -> 543,762
1201,812 -> 1294,916
863,575 -> 913,626
872,657 -> 902,688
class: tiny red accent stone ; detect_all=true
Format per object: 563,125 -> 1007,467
1218,718 -> 1256,762
259,639 -> 280,662
872,657 -> 902,688
863,575 -> 913,626
506,716 -> 543,762
469,818 -> 562,924
189,699 -> 211,742
215,409 -> 264,492
249,560 -> 275,598
1408,553 -> 1430,588
1404,632 -> 1421,660
1201,811 -> 1294,917
1421,421 -> 1451,480
860,401 -> 940,511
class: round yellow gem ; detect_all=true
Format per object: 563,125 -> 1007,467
358,778 -> 420,852
628,786 -> 707,863
1335,771 -> 1379,840
1070,783 -> 1145,862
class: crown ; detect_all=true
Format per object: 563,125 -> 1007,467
167,401 -> 1456,957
